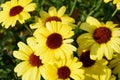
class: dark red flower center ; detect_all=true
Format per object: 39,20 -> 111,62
46,33 -> 62,49
93,27 -> 112,44
79,51 -> 95,67
57,66 -> 71,79
45,16 -> 61,23
9,5 -> 23,16
29,53 -> 43,67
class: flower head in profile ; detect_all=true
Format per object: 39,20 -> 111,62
33,21 -> 76,60
0,0 -> 36,28
109,53 -> 120,79
13,37 -> 47,80
77,16 -> 120,60
42,57 -> 84,80
30,6 -> 75,29
77,49 -> 111,80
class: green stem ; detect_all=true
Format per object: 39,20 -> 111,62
69,0 -> 77,16
88,0 -> 102,16
24,24 -> 33,35
111,8 -> 117,18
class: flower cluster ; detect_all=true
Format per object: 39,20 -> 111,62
0,0 -> 120,80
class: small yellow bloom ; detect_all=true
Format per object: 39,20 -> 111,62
0,0 -> 36,28
77,16 -> 120,60
13,37 -> 48,80
30,6 -> 75,29
41,57 -> 84,80
33,21 -> 76,60
77,49 -> 111,80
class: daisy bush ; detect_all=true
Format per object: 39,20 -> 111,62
1,0 -> 120,80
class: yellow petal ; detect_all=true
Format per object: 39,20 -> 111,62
48,6 -> 57,16
108,39 -> 120,53
112,29 -> 120,37
19,11 -> 30,22
29,67 -> 39,80
54,48 -> 65,59
86,16 -> 101,27
61,14 -> 75,23
59,24 -> 74,38
117,2 -> 120,10
33,27 -> 50,38
60,44 -> 76,57
27,37 -> 37,52
18,42 -> 32,56
35,45 -> 48,56
14,61 -> 31,76
96,44 -> 104,60
24,3 -> 36,12
46,21 -> 58,33
90,43 -> 99,60
80,22 -> 96,33
18,0 -> 32,7
39,10 -> 50,20
103,44 -> 112,60
63,39 -> 73,43
105,21 -> 118,29
13,51 -> 29,60
113,0 -> 120,4
58,6 -> 66,17
10,0 -> 17,6
23,67 -> 41,80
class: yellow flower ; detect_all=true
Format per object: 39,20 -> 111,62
77,49 -> 111,80
108,53 -> 120,79
13,37 -> 47,80
0,0 -> 36,28
77,16 -> 120,60
41,57 -> 84,80
33,21 -> 76,60
30,6 -> 75,29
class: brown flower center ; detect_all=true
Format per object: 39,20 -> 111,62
93,27 -> 112,44
46,33 -> 62,49
45,16 -> 61,23
29,53 -> 43,67
9,6 -> 23,16
57,66 -> 71,79
79,51 -> 95,67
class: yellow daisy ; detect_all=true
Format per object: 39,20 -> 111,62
108,53 -> 120,79
30,6 -> 75,29
41,57 -> 84,80
77,49 -> 111,80
13,37 -> 47,80
0,0 -> 36,28
77,16 -> 120,60
33,21 -> 76,60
